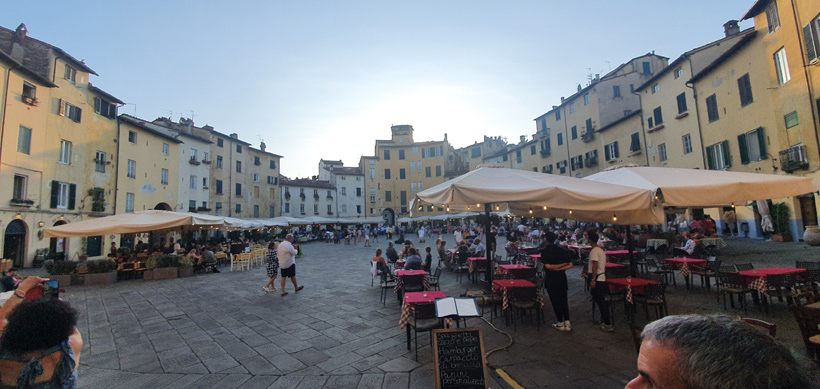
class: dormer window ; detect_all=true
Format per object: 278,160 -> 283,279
94,97 -> 117,119
64,64 -> 76,83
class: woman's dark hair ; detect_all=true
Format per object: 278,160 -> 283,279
587,231 -> 599,243
268,241 -> 276,250
1,298 -> 77,353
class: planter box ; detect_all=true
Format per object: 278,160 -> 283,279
83,272 -> 117,286
48,274 -> 76,287
153,267 -> 178,280
143,270 -> 154,280
178,267 -> 193,278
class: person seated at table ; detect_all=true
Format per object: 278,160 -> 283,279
703,215 -> 716,236
455,240 -> 470,269
690,217 -> 704,234
372,248 -> 389,275
404,248 -> 423,270
385,242 -> 399,263
437,241 -> 451,267
1,268 -> 21,292
422,247 -> 433,273
626,314 -> 816,389
470,239 -> 486,258
196,247 -> 216,273
400,241 -> 412,258
672,233 -> 696,257
186,247 -> 202,264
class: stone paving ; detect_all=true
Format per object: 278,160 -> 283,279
45,235 -> 819,388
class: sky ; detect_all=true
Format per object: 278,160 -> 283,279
3,1 -> 755,179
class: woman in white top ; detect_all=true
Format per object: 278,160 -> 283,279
587,231 -> 613,331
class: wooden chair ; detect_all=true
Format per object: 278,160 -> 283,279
231,252 -> 251,271
740,317 -> 777,337
253,249 -> 265,267
214,251 -> 228,267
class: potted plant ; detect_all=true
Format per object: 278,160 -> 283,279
178,256 -> 194,278
770,202 -> 792,242
83,259 -> 118,285
45,260 -> 78,286
144,255 -> 161,280
153,255 -> 180,280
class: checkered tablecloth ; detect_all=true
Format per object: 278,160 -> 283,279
501,289 -> 545,311
394,275 -> 430,293
680,262 -> 690,278
749,277 -> 767,294
399,302 -> 454,329
469,261 -> 474,273
626,285 -> 633,304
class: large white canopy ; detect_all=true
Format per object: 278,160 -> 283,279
585,166 -> 820,207
43,210 -> 226,238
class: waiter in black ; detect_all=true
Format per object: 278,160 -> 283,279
540,231 -> 573,332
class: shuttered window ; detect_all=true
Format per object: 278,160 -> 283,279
738,127 -> 767,165
705,141 -> 731,170
676,93 -> 687,114
17,126 -> 31,154
706,94 -> 719,122
737,73 -> 753,107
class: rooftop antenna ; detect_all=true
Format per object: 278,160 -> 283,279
165,110 -> 173,121
188,110 -> 195,122
586,68 -> 594,85
132,104 -> 137,116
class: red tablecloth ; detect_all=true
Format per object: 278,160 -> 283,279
606,263 -> 626,269
527,254 -> 540,263
395,260 -> 405,269
605,250 -> 630,256
468,257 -> 487,273
665,257 -> 706,277
397,270 -> 426,277
492,280 -> 543,310
607,277 -> 659,302
498,264 -> 530,273
399,291 -> 446,329
394,270 -> 429,293
738,267 -> 807,294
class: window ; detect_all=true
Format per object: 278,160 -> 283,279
236,145 -> 242,153
803,16 -> 820,63
236,161 -> 242,173
557,133 -> 563,145
658,143 -> 668,162
272,189 -> 277,198
254,156 -> 261,166
400,191 -> 407,206
125,193 -> 134,212
190,148 -> 197,161
516,150 -> 522,163
543,164 -> 553,174
737,73 -> 753,106
235,183 -> 242,197
341,204 -> 347,213
370,189 -> 376,203
162,143 -> 169,155
217,138 -> 223,147
604,142 -> 619,161
584,93 -> 590,105
22,82 -> 35,100
774,48 -> 790,84
203,152 -> 208,162
384,150 -> 390,160
311,204 -> 317,215
327,204 -> 332,214
203,177 -> 208,188
94,96 -> 116,119
585,118 -> 593,132
270,160 -> 276,169
95,151 -> 107,173
555,110 -> 561,120
630,133 -> 641,152
385,191 -> 392,202
215,180 -> 222,194
571,126 -> 578,139
416,161 -> 422,171
369,168 -> 375,180
369,160 -> 375,165
398,137 -> 403,143
413,147 -> 418,154
356,205 -> 362,214
62,102 -> 82,123
706,140 -> 731,170
253,205 -> 260,218
12,175 -> 26,200
411,182 -> 417,192
17,126 -> 31,154
569,102 -> 575,114
642,61 -> 651,74
127,160 -> 136,178
683,134 -> 693,154
653,107 -> 664,126
341,187 -> 347,196
409,161 -> 415,171
436,165 -> 442,176
284,203 -> 289,213
613,86 -> 621,98
161,169 -> 169,185
270,206 -> 275,217
385,169 -> 391,179
674,67 -> 682,79
706,94 -> 719,122
51,181 -> 75,210
676,93 -> 688,114
530,145 -> 536,155
570,155 -> 583,170
557,160 -> 567,174
502,154 -> 508,162
128,131 -> 137,143
399,149 -> 405,160
59,140 -> 71,164
236,204 -> 242,216
471,148 -> 481,158
648,117 -> 654,129
190,175 -> 196,189
785,111 -> 799,128
188,200 -> 196,211
64,64 -> 76,82
765,1 -> 780,33
425,166 -> 432,177
400,168 -> 406,179
738,127 -> 767,164
267,176 -> 277,185
253,173 -> 260,183
651,84 -> 659,94
216,156 -> 223,168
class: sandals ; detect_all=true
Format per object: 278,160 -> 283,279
281,292 -> 289,296
296,286 -> 304,292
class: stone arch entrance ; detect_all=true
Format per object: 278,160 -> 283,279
154,202 -> 173,211
49,220 -> 68,261
4,219 -> 27,267
382,208 -> 395,226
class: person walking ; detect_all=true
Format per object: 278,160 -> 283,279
277,234 -> 304,296
540,232 -> 573,331
263,241 -> 279,292
364,228 -> 371,247
587,231 -> 613,331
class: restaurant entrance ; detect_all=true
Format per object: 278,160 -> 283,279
4,219 -> 27,267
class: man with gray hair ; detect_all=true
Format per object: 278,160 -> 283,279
277,234 -> 303,296
627,314 -> 816,388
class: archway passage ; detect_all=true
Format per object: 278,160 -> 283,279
154,203 -> 173,211
49,220 -> 67,261
4,219 -> 27,267
382,208 -> 395,226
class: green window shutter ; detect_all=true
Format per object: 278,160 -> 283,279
738,134 -> 749,165
705,145 -> 715,170
613,141 -> 619,158
50,180 -> 59,208
805,24 -> 817,63
68,183 -> 77,210
722,140 -> 731,167
757,127 -> 767,159
604,145 -> 611,161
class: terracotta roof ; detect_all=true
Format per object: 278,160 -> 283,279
281,178 -> 335,190
0,49 -> 56,87
741,0 -> 772,21
88,83 -> 124,104
688,31 -> 758,84
118,114 -> 184,143
331,167 -> 363,176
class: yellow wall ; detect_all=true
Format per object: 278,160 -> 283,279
116,120 -> 180,214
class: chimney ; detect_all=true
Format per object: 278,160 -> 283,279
260,141 -> 266,152
230,133 -> 238,139
560,97 -> 565,103
10,23 -> 28,62
577,84 -> 582,92
519,135 -> 526,143
724,20 -> 740,37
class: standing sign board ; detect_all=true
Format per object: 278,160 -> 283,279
432,328 -> 488,389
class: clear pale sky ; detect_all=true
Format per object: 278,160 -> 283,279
3,1 -> 754,178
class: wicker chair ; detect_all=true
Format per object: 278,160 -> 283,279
506,287 -> 541,331
717,272 -> 755,314
632,283 -> 668,320
692,259 -> 722,289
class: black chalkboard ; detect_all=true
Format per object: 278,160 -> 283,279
432,328 -> 488,389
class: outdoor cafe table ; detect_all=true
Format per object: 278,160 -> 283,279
527,253 -> 540,263
738,267 -> 807,295
699,237 -> 727,249
665,258 -> 707,289
605,250 -> 630,263
492,279 -> 544,311
607,277 -> 660,305
467,257 -> 487,273
646,239 -> 668,251
498,264 -> 534,280
399,291 -> 446,349
394,270 -> 429,300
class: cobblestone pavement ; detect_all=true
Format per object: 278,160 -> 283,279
50,235 -> 817,388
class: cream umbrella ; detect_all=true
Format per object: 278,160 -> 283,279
43,210 -> 224,238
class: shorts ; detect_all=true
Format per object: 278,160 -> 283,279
281,264 -> 296,278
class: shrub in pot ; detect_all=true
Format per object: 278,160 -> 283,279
178,256 -> 194,278
143,255 -> 161,280
770,203 -> 793,242
83,259 -> 117,285
153,255 -> 180,280
45,260 -> 78,287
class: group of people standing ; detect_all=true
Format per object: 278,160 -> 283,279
262,234 -> 304,296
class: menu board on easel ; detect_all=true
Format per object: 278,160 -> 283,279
432,328 -> 488,389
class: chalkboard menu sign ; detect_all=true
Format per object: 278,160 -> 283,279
432,328 -> 488,389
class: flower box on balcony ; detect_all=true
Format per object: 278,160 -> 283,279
196,207 -> 211,212
188,159 -> 201,166
202,160 -> 211,165
10,199 -> 34,207
22,96 -> 38,106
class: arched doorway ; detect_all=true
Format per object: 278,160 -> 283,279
154,203 -> 172,211
49,220 -> 68,261
4,220 -> 27,267
382,208 -> 395,226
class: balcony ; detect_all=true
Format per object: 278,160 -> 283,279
202,159 -> 211,165
327,195 -> 333,200
779,145 -> 810,173
313,194 -> 320,200
581,131 -> 595,143
22,95 -> 38,106
584,156 -> 598,167
9,198 -> 34,207
188,157 -> 200,166
540,148 -> 551,157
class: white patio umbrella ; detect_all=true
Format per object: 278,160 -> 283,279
270,216 -> 311,226
43,210 -> 225,238
397,217 -> 412,223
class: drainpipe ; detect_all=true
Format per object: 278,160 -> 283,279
0,67 -> 10,170
563,106 -> 571,175
630,88 -> 650,166
791,0 -> 820,168
685,57 -> 708,170
114,117 -> 121,214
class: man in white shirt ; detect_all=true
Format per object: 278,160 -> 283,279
454,228 -> 463,246
587,231 -> 613,331
277,234 -> 304,296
